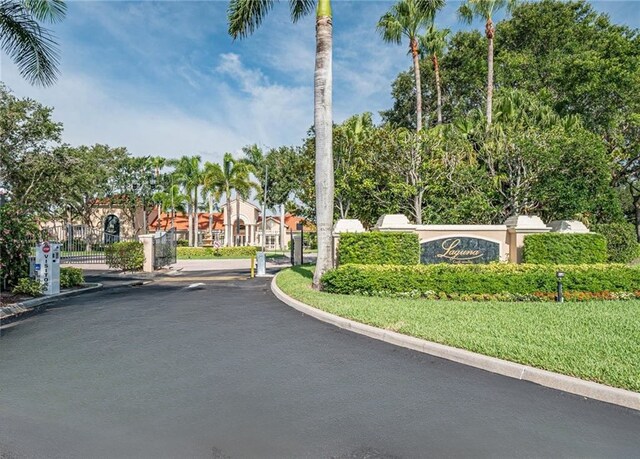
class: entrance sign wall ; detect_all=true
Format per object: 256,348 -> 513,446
372,214 -> 551,264
332,215 -> 586,267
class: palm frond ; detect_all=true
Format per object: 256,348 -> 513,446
0,1 -> 60,86
21,0 -> 65,23
457,3 -> 474,23
377,11 -> 403,45
290,0 -> 314,22
228,0 -> 275,39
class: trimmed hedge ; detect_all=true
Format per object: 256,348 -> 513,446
321,263 -> 640,296
523,233 -> 607,264
592,222 -> 640,263
105,241 -> 144,271
338,232 -> 419,265
60,267 -> 84,289
177,246 -> 258,259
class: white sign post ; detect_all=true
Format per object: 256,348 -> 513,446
35,241 -> 60,295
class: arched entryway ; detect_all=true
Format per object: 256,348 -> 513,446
232,219 -> 247,246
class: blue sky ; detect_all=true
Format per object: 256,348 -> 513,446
1,1 -> 638,164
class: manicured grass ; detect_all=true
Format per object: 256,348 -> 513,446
178,252 -> 286,260
277,266 -> 640,392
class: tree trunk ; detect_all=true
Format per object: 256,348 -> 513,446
486,18 -> 494,126
226,191 -> 232,247
632,186 -> 640,242
193,186 -> 199,247
236,194 -> 241,246
312,1 -> 334,289
208,194 -> 213,238
187,201 -> 193,247
433,53 -> 442,124
411,38 -> 422,132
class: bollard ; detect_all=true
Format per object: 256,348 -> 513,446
251,255 -> 255,278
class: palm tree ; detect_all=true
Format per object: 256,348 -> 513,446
459,0 -> 518,126
0,0 -> 66,86
217,153 -> 254,247
152,183 -> 188,231
378,0 -> 444,132
169,155 -> 204,247
228,0 -> 334,288
420,25 -> 449,125
202,161 -> 224,240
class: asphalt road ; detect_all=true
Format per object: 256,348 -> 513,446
1,277 -> 639,458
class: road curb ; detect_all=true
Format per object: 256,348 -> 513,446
1,283 -> 104,323
271,274 -> 640,412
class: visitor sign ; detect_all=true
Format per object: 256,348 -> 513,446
35,242 -> 60,295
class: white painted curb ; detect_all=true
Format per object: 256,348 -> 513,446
271,275 -> 640,412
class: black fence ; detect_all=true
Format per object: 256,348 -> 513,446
33,226 -> 137,264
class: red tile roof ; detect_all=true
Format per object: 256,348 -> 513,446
149,212 -> 225,232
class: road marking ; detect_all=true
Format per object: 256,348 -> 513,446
185,283 -> 206,289
156,276 -> 247,282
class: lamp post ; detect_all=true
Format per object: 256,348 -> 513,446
556,271 -> 565,303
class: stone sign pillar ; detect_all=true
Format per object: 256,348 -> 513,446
504,215 -> 551,263
332,219 -> 365,267
139,234 -> 155,273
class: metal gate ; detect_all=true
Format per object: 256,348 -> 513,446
38,225 -> 136,264
153,229 -> 176,269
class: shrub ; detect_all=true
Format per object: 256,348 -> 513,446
523,233 -> 607,264
321,263 -> 640,297
176,239 -> 189,247
60,267 -> 84,289
12,277 -> 44,297
177,246 -> 257,259
592,222 -> 640,263
338,232 -> 419,266
105,241 -> 144,271
0,204 -> 39,289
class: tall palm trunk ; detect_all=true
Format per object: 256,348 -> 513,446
433,53 -> 442,124
193,186 -> 199,247
411,37 -> 422,132
236,194 -> 241,246
485,17 -> 494,126
187,200 -> 193,247
226,189 -> 232,247
312,0 -> 334,289
208,194 -> 213,238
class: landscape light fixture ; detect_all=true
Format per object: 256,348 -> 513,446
556,271 -> 565,303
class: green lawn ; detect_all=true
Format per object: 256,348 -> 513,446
178,252 -> 287,260
277,266 -> 640,392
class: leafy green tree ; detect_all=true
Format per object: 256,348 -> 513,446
0,203 -> 39,289
377,0 -> 444,132
419,25 -> 449,124
108,155 -> 155,236
458,0 -> 518,125
0,0 -> 66,86
56,144 -> 128,230
229,0 -> 334,284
